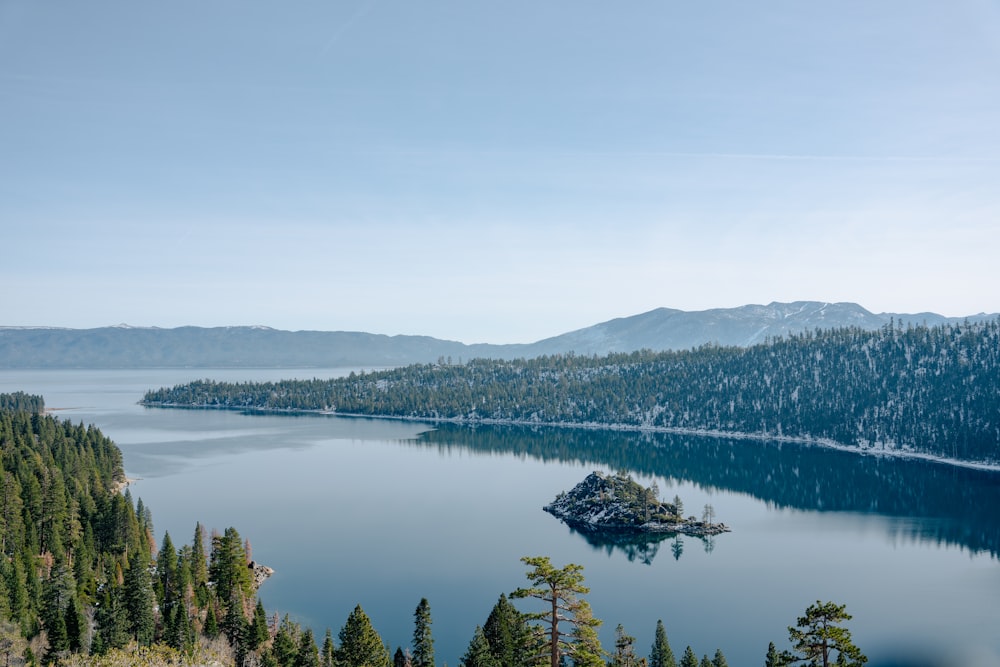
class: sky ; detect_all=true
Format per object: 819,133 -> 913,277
2,1 -> 999,344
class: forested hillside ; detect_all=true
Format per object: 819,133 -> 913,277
0,395 -> 326,666
143,320 -> 1000,464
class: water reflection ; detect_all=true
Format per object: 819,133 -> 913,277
415,423 -> 1000,558
561,525 -> 715,565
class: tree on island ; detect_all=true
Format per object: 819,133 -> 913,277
782,601 -> 867,667
512,556 -> 604,667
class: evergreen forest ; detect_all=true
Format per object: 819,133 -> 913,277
143,320 -> 1000,464
0,393 -> 867,666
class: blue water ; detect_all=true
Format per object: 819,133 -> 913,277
2,368 -> 998,667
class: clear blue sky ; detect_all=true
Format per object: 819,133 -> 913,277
2,1 -> 998,343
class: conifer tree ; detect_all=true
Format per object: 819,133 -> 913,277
336,604 -> 390,667
40,563 -> 75,662
649,620 -> 676,667
412,597 -> 435,667
679,646 -> 698,667
223,591 -> 250,664
191,522 -> 210,607
297,627 -> 320,667
482,594 -> 536,667
271,616 -> 300,667
784,601 -> 867,667
394,646 -> 413,667
567,600 -> 604,667
94,585 -> 129,653
512,556 -> 604,667
763,642 -> 783,667
123,554 -> 155,646
321,629 -> 336,667
699,656 -> 712,667
460,626 -> 498,667
609,624 -> 646,667
203,603 -> 219,639
710,648 -> 728,667
250,599 -> 270,650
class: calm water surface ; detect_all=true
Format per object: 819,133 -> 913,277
1,369 -> 998,667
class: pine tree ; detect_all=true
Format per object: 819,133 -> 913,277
250,599 -> 270,650
394,646 -> 415,667
609,624 -> 646,667
297,627 -> 320,667
679,646 -> 698,667
191,522 -> 210,607
711,648 -> 728,667
203,603 -> 220,639
482,594 -> 536,667
649,620 -> 676,667
764,642 -> 783,667
460,626 -> 498,667
567,600 -> 604,667
223,591 -> 249,663
512,556 -> 604,667
785,601 -> 867,667
336,604 -> 390,667
412,597 -> 435,667
123,555 -> 155,646
94,585 -> 130,653
271,616 -> 300,667
699,656 -> 712,667
321,629 -> 336,667
40,563 -> 74,662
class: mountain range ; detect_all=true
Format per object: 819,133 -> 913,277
1,301 -> 995,369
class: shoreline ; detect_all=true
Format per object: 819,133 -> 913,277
141,401 -> 1000,473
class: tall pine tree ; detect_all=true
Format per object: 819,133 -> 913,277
649,620 -> 677,667
412,598 -> 435,667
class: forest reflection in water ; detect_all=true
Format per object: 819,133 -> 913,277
415,423 -> 1000,558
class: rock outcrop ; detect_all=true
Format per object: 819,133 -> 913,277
544,471 -> 730,536
249,561 -> 274,589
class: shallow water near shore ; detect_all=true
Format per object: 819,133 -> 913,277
2,368 -> 999,667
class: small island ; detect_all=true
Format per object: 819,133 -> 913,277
544,471 -> 730,537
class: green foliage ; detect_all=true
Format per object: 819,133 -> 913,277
512,556 -> 604,667
145,320 -> 1000,463
649,620 -> 676,667
679,646 -> 698,667
412,597 -> 435,667
783,601 -> 867,667
123,556 -> 155,646
764,641 -> 782,667
335,604 -> 390,667
481,594 -> 538,667
608,623 -> 646,667
460,626 -> 498,667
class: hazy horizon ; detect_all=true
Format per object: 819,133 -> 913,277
3,2 -> 998,344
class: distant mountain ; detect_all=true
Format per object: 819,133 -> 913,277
1,302 -> 995,368
526,301 -> 998,356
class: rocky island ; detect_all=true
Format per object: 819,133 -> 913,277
544,471 -> 730,537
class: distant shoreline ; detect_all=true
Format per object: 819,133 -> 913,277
141,402 -> 1000,473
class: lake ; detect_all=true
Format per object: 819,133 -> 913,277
1,368 -> 998,667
